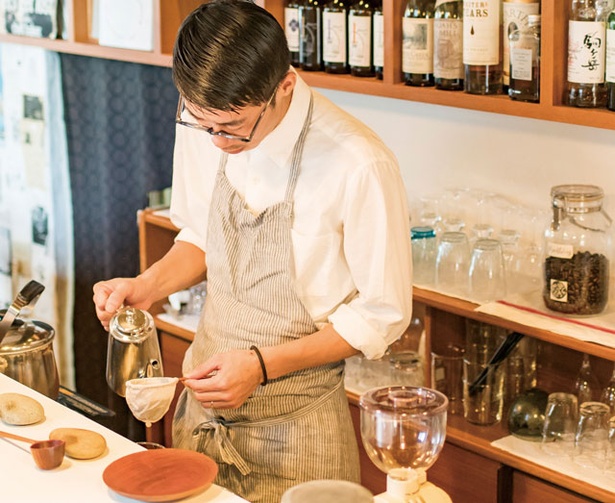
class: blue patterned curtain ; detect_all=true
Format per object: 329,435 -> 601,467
60,55 -> 177,438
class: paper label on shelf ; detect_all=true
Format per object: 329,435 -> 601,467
568,21 -> 606,84
98,0 -> 154,52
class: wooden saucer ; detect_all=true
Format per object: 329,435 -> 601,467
103,448 -> 218,502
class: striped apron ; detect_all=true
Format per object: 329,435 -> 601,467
173,95 -> 360,503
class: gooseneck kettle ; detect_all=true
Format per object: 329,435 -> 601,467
106,307 -> 164,397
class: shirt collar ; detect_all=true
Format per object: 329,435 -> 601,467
256,69 -> 311,169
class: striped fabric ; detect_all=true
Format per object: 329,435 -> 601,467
173,95 -> 360,502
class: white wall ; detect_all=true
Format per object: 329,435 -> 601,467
319,88 -> 615,222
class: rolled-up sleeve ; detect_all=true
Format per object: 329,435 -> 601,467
328,158 -> 413,360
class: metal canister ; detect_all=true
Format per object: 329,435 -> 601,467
106,307 -> 164,397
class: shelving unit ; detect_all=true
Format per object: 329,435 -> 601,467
2,0 -> 615,130
138,208 -> 613,502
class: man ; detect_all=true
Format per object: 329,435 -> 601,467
93,1 -> 412,501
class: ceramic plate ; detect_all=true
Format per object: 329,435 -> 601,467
103,448 -> 218,502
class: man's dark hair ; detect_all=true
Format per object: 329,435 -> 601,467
172,0 -> 290,112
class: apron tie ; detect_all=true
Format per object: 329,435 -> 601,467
197,418 -> 252,476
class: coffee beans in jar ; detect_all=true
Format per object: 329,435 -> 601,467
543,251 -> 609,315
543,185 -> 612,316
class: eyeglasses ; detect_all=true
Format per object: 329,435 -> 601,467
175,89 -> 276,143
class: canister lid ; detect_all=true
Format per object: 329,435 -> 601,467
0,314 -> 55,354
551,184 -> 604,212
109,307 -> 154,342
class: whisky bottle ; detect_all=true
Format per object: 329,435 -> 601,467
567,0 -> 611,108
285,0 -> 303,66
502,0 -> 540,89
606,8 -> 615,110
299,0 -> 324,71
434,0 -> 464,90
349,0 -> 376,77
373,0 -> 384,79
463,0 -> 503,94
403,0 -> 436,86
509,14 -> 540,102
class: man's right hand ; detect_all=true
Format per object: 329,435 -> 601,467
92,277 -> 154,330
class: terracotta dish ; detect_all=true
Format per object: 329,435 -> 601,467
102,448 -> 218,502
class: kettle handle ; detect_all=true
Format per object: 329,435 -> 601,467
0,280 -> 46,345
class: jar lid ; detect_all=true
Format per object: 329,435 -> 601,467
551,184 -> 604,212
0,315 -> 55,354
411,226 -> 436,239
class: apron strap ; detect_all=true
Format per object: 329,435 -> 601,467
195,376 -> 343,476
284,92 -> 313,204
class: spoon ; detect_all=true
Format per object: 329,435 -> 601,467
0,430 -> 65,470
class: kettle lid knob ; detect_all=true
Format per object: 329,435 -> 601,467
109,307 -> 153,342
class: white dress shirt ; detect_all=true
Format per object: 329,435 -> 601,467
170,73 -> 412,359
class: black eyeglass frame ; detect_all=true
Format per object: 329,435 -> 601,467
175,90 -> 276,143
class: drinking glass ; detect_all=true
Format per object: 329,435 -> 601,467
435,231 -> 471,297
574,401 -> 610,470
462,358 -> 505,425
541,392 -> 578,458
431,344 -> 465,415
468,238 -> 506,303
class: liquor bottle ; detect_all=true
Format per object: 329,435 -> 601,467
434,0 -> 464,90
349,0 -> 375,77
574,354 -> 600,406
299,0 -> 324,71
463,0 -> 503,94
373,0 -> 384,79
502,0 -> 540,89
402,0 -> 436,86
567,0 -> 611,108
285,0 -> 303,66
323,0 -> 349,73
606,8 -> 615,110
508,14 -> 541,102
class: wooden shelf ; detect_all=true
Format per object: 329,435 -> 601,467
3,0 -> 615,132
414,287 -> 615,362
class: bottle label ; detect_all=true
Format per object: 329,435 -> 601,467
374,13 -> 384,67
463,0 -> 501,65
402,18 -> 435,73
323,12 -> 347,63
434,18 -> 464,79
284,7 -> 300,52
568,21 -> 606,84
511,47 -> 532,80
606,28 -> 615,83
349,14 -> 372,67
547,242 -> 574,260
502,2 -> 540,84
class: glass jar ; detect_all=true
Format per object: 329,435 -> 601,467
411,226 -> 437,285
543,185 -> 612,315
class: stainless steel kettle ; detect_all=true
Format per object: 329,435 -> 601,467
0,317 -> 60,399
106,307 -> 164,397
